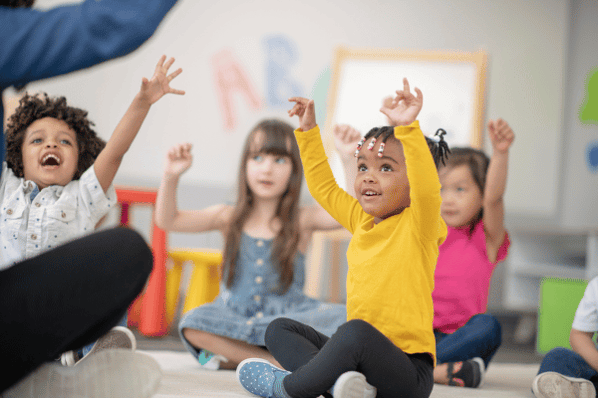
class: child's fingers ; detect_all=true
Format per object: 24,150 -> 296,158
163,57 -> 176,71
169,88 -> 186,96
380,106 -> 392,119
414,87 -> 423,102
288,97 -> 309,105
403,78 -> 410,94
394,90 -> 406,104
288,102 -> 304,117
168,68 -> 183,82
155,55 -> 167,71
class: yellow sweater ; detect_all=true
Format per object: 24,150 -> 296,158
295,121 -> 446,364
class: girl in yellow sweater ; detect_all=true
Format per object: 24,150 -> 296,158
236,79 -> 448,398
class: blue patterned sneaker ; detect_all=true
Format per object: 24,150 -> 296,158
332,371 -> 376,398
236,358 -> 291,398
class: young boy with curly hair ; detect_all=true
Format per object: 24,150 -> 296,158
1,55 -> 184,396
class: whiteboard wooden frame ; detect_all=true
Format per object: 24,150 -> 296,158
322,47 -> 488,153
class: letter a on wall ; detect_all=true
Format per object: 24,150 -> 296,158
212,49 -> 262,130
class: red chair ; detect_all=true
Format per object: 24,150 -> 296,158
116,187 -> 168,337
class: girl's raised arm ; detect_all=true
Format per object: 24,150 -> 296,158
483,118 -> 514,262
94,55 -> 185,192
155,143 -> 231,233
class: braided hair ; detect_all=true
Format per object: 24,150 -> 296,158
355,126 -> 450,169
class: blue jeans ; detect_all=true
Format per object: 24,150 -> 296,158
538,347 -> 598,392
435,314 -> 502,368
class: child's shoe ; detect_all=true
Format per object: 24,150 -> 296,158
197,349 -> 229,370
4,349 -> 161,398
532,371 -> 596,398
332,371 -> 376,398
446,357 -> 485,388
236,358 -> 291,398
60,326 -> 136,366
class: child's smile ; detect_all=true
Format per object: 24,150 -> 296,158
22,117 -> 79,190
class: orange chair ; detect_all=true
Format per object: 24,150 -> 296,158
116,187 -> 168,337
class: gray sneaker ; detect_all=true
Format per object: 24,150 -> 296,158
61,326 -> 136,366
332,371 -> 376,398
5,349 -> 161,398
532,372 -> 596,398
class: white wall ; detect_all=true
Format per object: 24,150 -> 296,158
13,0 -> 573,247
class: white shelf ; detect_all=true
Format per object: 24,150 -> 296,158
493,229 -> 598,313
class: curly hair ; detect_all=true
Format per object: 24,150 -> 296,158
5,93 -> 106,180
1,0 -> 35,7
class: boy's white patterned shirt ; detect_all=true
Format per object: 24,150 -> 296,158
0,162 -> 116,270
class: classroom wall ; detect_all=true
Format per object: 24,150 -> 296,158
16,0 -> 574,247
559,0 -> 598,229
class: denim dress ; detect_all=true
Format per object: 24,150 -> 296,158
179,233 -> 346,357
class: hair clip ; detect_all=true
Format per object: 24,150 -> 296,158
354,137 -> 366,157
367,137 -> 377,150
377,142 -> 385,157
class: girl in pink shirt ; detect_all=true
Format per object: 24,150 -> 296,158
432,119 -> 514,388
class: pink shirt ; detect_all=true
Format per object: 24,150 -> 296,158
432,220 -> 510,334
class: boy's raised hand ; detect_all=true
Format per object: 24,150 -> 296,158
140,55 -> 185,105
288,97 -> 317,131
488,118 -> 515,153
165,143 -> 193,177
380,78 -> 423,126
333,124 -> 362,161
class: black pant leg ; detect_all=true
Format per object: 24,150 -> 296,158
265,317 -> 330,371
280,319 -> 434,398
0,227 -> 152,392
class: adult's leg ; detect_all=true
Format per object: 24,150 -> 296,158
436,314 -> 502,367
0,227 -> 152,392
269,318 -> 433,398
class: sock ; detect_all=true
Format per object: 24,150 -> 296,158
273,371 -> 291,398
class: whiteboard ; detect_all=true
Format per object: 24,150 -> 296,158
323,47 -> 488,153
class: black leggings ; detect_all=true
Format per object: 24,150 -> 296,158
0,227 -> 153,392
265,318 -> 434,398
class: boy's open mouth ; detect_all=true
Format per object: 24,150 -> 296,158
41,154 -> 61,167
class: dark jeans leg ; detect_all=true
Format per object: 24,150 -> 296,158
539,347 -> 598,394
435,314 -> 502,368
265,318 -> 434,398
538,347 -> 598,380
0,227 -> 153,392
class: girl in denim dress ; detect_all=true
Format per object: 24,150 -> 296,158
155,119 -> 355,370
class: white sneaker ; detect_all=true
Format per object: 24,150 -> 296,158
197,350 -> 228,370
60,326 -> 136,367
532,371 -> 596,398
4,349 -> 162,398
332,371 -> 376,398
